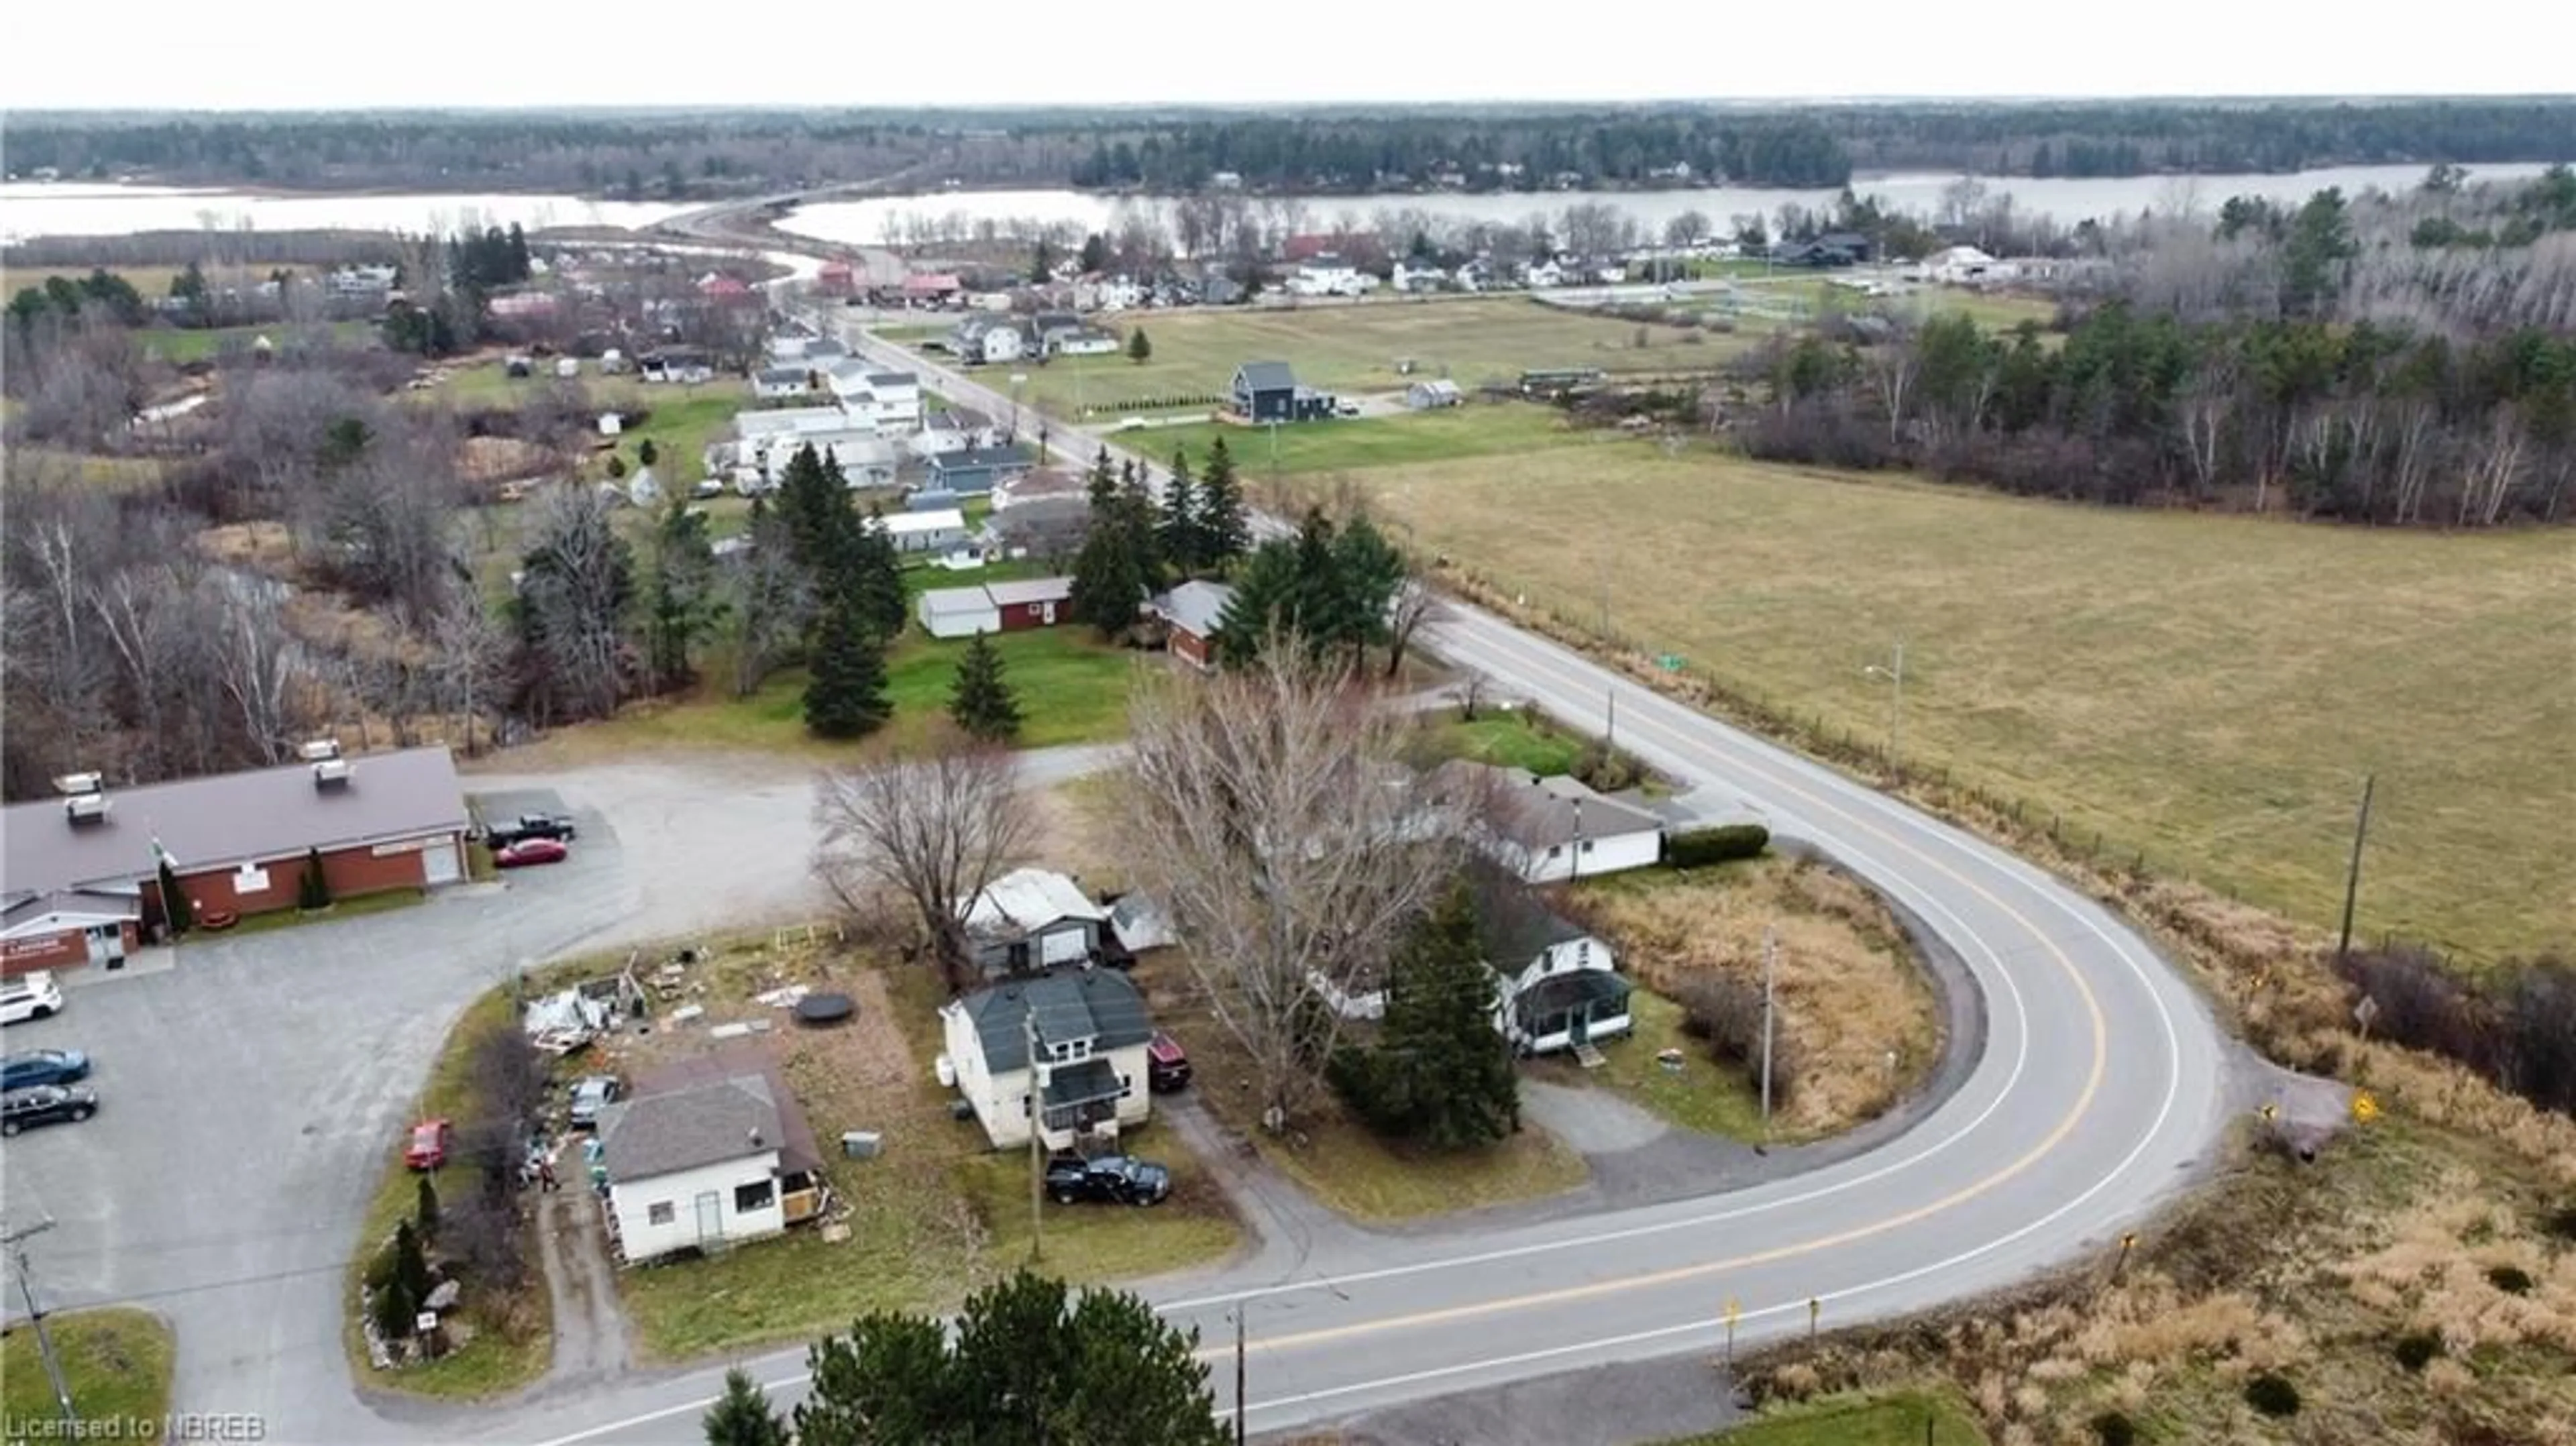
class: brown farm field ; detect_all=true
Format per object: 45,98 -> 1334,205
1006,297 -> 1756,419
1352,446 -> 2572,962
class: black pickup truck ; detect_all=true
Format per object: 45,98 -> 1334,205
478,812 -> 579,848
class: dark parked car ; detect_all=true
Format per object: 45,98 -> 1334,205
1,1048 -> 91,1092
1146,1033 -> 1191,1093
482,812 -> 578,848
1044,1154 -> 1172,1207
2,1084 -> 99,1136
494,838 -> 570,869
568,1075 -> 621,1130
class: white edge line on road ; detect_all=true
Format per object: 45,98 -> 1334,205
523,328 -> 2203,1445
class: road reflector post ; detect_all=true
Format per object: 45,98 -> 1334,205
1807,1297 -> 1820,1341
1723,1296 -> 1741,1366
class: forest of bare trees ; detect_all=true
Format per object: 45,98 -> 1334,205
1731,170 -> 2576,526
15,99 -> 2575,199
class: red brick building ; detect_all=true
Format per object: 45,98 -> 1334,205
2,744 -> 470,977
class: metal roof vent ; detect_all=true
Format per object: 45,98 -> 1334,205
313,758 -> 354,789
297,738 -> 342,762
65,793 -> 111,824
52,771 -> 103,797
747,1127 -> 763,1149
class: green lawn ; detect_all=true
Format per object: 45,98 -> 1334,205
341,989 -> 551,1400
1012,297 -> 1750,418
1368,447 -> 2573,963
1134,402 -> 1595,478
567,625 -> 1136,759
1,1309 -> 173,1444
1672,1391 -> 1988,1445
204,886 -> 426,940
1428,709 -> 1587,777
1540,990 -> 1775,1143
142,319 -> 372,362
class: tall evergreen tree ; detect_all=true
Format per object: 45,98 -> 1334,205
1330,877 -> 1519,1150
775,443 -> 850,579
803,595 -> 892,739
1085,445 -> 1118,508
846,505 -> 909,638
1196,436 -> 1250,565
646,496 -> 726,690
1069,510 -> 1150,638
947,632 -> 1024,742
1116,459 -> 1162,577
1157,448 -> 1201,573
703,1367 -> 790,1446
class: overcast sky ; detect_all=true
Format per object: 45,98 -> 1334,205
7,1 -> 2567,110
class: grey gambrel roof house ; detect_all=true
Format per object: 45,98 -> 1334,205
952,968 -> 1152,1076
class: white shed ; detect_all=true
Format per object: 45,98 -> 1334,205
918,585 -> 1002,639
597,412 -> 624,437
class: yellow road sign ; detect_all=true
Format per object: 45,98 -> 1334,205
2259,1102 -> 2278,1122
1724,1296 -> 1741,1325
2352,1091 -> 2381,1122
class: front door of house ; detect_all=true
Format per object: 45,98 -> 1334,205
694,1191 -> 724,1247
1568,1009 -> 1591,1047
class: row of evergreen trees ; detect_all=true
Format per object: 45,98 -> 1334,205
1065,438 -> 1252,636
773,443 -> 1028,742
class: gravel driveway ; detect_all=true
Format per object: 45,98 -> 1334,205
0,746 -> 1120,1444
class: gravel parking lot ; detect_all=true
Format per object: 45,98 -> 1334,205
0,748 -> 1116,1443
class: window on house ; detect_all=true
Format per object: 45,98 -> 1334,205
735,1180 -> 775,1214
1120,1074 -> 1133,1098
1580,840 -> 1595,852
1547,844 -> 1563,858
1576,940 -> 1590,965
647,1201 -> 675,1226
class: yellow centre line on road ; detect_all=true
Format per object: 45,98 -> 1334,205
852,333 -> 2137,1370
1187,628 -> 2116,1366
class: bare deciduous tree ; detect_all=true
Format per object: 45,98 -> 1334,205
213,578 -> 313,764
1119,645 -> 1477,1131
811,741 -> 1037,993
425,594 -> 511,755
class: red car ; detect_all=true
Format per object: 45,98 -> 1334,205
405,1118 -> 452,1170
494,837 -> 568,869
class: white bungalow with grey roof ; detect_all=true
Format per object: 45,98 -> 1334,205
868,507 -> 967,555
594,1049 -> 828,1264
937,968 -> 1157,1150
751,366 -> 813,400
1436,761 -> 1666,883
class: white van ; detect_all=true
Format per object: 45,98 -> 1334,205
1,971 -> 66,1025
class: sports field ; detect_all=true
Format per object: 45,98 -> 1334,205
1019,297 -> 1752,418
1352,446 -> 2571,962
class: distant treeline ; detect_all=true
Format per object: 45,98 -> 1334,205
1741,306 -> 2576,527
12,100 -> 2576,203
3,229 -> 406,270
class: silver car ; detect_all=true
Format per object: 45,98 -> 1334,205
568,1075 -> 621,1130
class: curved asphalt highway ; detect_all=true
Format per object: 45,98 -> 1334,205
442,328 -> 2237,1445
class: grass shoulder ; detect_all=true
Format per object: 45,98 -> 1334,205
1681,1390 -> 1988,1445
1,1307 -> 174,1442
1547,856 -> 1941,1144
597,942 -> 1241,1362
342,989 -> 550,1400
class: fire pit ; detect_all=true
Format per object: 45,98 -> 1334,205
794,991 -> 855,1027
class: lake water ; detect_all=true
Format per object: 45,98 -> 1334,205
3,162 -> 2557,247
777,162 -> 2562,245
0,182 -> 687,242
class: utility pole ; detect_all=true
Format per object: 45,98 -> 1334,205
2334,773 -> 2376,971
1760,927 -> 1778,1132
1025,1007 -> 1044,1262
1234,1300 -> 1248,1446
4,1219 -> 76,1432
